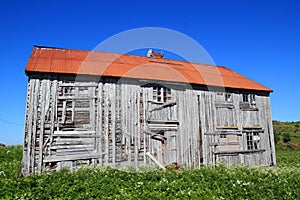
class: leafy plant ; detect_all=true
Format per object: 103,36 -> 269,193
0,145 -> 300,199
274,131 -> 280,144
283,133 -> 291,143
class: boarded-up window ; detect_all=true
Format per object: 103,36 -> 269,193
215,92 -> 235,127
218,134 -> 239,151
241,111 -> 260,127
216,108 -> 236,127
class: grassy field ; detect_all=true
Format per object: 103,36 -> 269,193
273,120 -> 300,146
0,121 -> 299,199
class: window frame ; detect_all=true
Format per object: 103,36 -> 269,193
245,130 -> 261,150
216,92 -> 233,103
152,85 -> 171,103
240,93 -> 257,110
242,94 -> 256,104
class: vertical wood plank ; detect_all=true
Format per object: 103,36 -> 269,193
97,82 -> 103,164
24,79 -> 35,175
111,84 -> 116,166
62,101 -> 66,123
266,96 -> 276,165
71,101 -> 75,123
38,80 -> 47,173
90,86 -> 96,166
31,79 -> 40,173
50,80 -> 58,145
134,90 -> 139,167
142,87 -> 147,164
104,84 -> 109,163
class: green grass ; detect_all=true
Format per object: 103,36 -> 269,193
275,147 -> 300,168
1,145 -> 300,199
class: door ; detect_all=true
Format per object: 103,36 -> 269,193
144,85 -> 179,166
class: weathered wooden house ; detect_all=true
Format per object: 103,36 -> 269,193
21,46 -> 276,175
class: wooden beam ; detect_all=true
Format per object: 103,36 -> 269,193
242,126 -> 263,129
147,120 -> 179,124
43,153 -> 103,163
54,131 -> 96,135
58,96 -> 97,100
216,126 -> 238,129
205,131 -> 242,135
146,152 -> 166,170
59,82 -> 98,87
144,131 -> 167,140
149,102 -> 176,112
214,149 -> 265,155
210,142 -> 239,146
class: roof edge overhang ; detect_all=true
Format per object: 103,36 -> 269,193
25,71 -> 273,93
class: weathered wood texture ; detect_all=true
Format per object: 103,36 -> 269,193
21,75 -> 276,175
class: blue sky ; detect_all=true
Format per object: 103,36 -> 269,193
0,0 -> 299,145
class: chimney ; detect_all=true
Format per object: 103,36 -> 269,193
147,49 -> 153,57
147,49 -> 163,58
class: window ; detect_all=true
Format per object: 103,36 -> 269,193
242,94 -> 248,102
249,94 -> 255,103
246,131 -> 260,150
240,94 -> 257,110
242,94 -> 255,104
216,92 -> 232,102
63,86 -> 75,96
153,86 -> 171,103
225,93 -> 232,102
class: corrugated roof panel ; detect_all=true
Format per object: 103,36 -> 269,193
33,58 -> 52,72
24,46 -> 272,92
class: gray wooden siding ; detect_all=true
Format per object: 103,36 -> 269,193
21,75 -> 276,175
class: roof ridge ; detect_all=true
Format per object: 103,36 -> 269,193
33,45 -> 219,67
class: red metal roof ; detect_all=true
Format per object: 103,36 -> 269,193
25,46 -> 272,92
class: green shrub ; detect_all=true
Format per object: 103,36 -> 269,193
274,131 -> 280,144
283,133 -> 291,143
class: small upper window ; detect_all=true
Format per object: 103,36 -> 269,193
153,86 -> 171,103
243,94 -> 255,103
225,93 -> 232,102
249,94 -> 256,103
216,92 -> 232,102
63,86 -> 75,96
241,94 -> 256,109
242,94 -> 248,102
